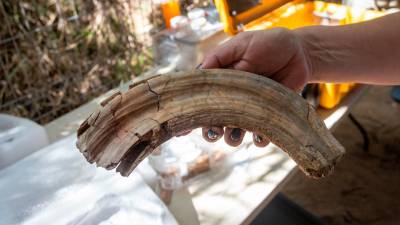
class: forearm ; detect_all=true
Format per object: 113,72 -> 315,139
295,12 -> 400,85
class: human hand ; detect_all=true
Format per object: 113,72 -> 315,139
199,28 -> 313,147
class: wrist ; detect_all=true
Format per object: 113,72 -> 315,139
293,27 -> 322,83
293,26 -> 337,83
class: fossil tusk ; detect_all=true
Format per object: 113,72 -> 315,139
76,69 -> 345,178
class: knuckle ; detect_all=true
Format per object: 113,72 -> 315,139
271,27 -> 292,40
236,31 -> 253,39
271,27 -> 298,48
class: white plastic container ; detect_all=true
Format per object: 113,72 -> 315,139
0,114 -> 49,170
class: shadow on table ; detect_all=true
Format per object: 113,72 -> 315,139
250,193 -> 327,225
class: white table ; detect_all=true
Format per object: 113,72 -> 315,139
0,135 -> 178,225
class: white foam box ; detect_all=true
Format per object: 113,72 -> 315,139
0,114 -> 49,169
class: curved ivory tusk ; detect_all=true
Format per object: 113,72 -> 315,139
76,69 -> 345,178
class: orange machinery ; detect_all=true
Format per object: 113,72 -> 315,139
161,0 -> 181,29
214,0 -> 383,108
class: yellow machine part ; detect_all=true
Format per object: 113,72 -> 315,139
161,0 -> 181,29
214,0 -> 383,109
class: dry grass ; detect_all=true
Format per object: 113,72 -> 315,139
0,0 -> 155,124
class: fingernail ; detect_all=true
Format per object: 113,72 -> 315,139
230,128 -> 242,141
254,134 -> 262,143
196,63 -> 203,69
207,129 -> 218,140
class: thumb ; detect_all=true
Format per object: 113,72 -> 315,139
201,35 -> 248,69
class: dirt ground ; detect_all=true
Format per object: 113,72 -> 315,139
282,86 -> 400,225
